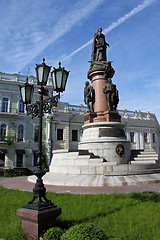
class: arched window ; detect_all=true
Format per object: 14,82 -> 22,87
0,124 -> 6,141
18,125 -> 24,141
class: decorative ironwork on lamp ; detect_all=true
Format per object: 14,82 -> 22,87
19,59 -> 69,210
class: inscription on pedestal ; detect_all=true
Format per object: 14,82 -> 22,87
99,128 -> 125,138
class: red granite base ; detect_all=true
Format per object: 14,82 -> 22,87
84,110 -> 121,124
84,112 -> 97,124
90,111 -> 107,122
17,206 -> 61,239
104,110 -> 121,122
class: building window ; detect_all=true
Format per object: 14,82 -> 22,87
72,130 -> 78,141
57,129 -> 63,140
34,126 -> 39,142
130,132 -> 134,143
153,133 -> 156,143
1,97 -> 9,112
0,149 -> 7,167
33,151 -> 38,166
18,99 -> 24,113
18,125 -> 24,141
16,150 -> 25,167
144,132 -> 148,143
0,124 -> 6,141
0,152 -> 5,167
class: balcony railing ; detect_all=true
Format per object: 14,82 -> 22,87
0,108 -> 26,115
52,102 -> 88,115
0,72 -> 53,86
0,103 -> 158,123
118,109 -> 158,122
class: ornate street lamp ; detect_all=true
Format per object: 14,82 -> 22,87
51,62 -> 69,93
36,58 -> 51,86
19,59 -> 69,210
19,78 -> 34,105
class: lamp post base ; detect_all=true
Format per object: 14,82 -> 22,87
17,169 -> 62,239
17,205 -> 61,239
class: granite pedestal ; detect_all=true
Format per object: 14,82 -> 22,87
79,122 -> 130,165
17,205 -> 61,239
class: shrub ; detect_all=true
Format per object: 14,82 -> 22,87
0,168 -> 4,176
4,167 -> 33,177
108,238 -> 122,240
61,223 -> 108,240
43,227 -> 64,240
4,168 -> 15,177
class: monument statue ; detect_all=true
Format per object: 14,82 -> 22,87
103,78 -> 119,111
84,81 -> 95,112
87,27 -> 120,122
91,27 -> 109,62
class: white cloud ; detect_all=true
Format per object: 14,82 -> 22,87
103,0 -> 156,34
0,0 -> 104,72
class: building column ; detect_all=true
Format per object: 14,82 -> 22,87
64,124 -> 70,150
47,119 -> 52,165
48,120 -> 51,141
5,155 -> 9,167
155,133 -> 159,154
47,146 -> 52,166
125,128 -> 129,141
149,130 -> 153,150
140,129 -> 144,150
52,123 -> 56,151
135,131 -> 140,149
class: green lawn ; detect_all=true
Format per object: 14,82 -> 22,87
1,185 -> 160,240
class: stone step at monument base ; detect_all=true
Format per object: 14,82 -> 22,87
28,172 -> 160,187
131,160 -> 158,164
131,149 -> 159,164
49,149 -> 104,172
52,164 -> 160,176
49,149 -> 160,177
34,147 -> 160,187
50,163 -> 160,176
131,149 -> 157,157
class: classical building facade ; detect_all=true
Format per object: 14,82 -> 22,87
49,103 -> 160,155
0,72 -> 159,168
0,72 -> 53,169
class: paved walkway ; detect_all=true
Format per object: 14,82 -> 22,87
1,176 -> 160,194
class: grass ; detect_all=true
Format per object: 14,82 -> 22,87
1,185 -> 160,239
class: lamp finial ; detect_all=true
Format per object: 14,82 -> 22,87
58,62 -> 61,68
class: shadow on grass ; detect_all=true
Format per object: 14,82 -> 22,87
131,192 -> 160,203
56,204 -> 132,230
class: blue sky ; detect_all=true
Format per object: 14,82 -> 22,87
0,0 -> 160,121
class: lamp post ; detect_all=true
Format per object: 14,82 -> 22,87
19,59 -> 69,210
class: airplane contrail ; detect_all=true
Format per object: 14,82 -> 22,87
62,0 -> 156,62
